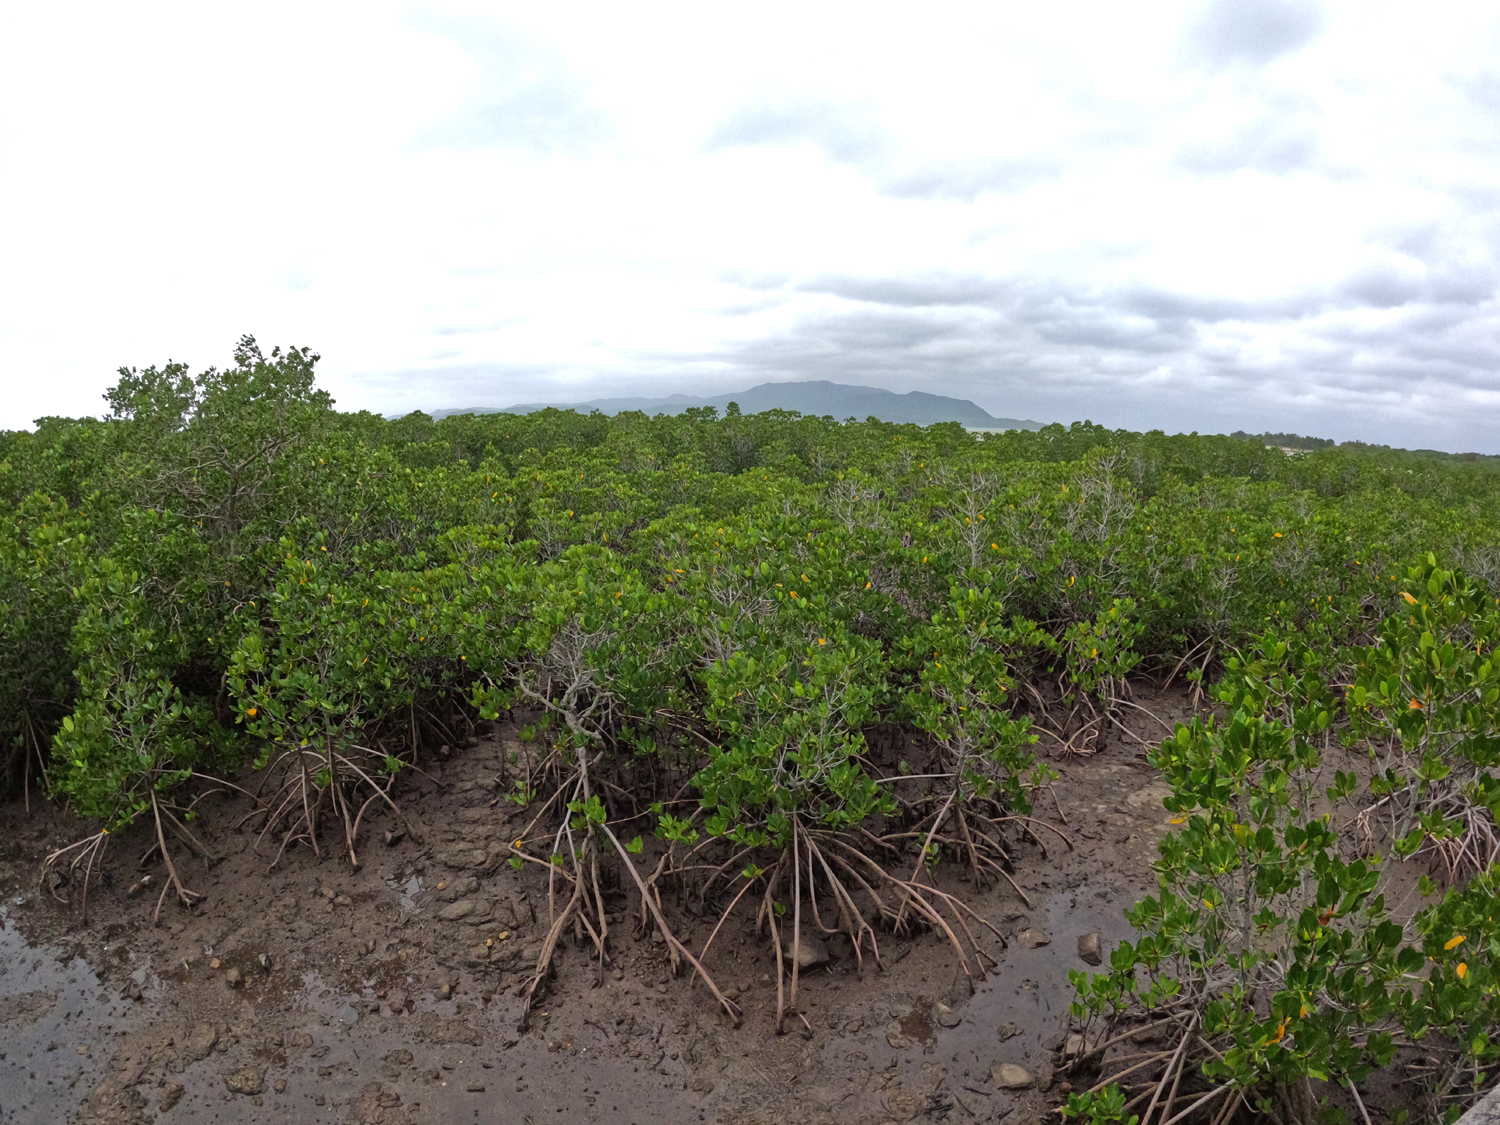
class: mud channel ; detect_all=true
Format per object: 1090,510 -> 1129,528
0,694 -> 1191,1125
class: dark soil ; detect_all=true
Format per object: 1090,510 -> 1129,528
0,690 -> 1195,1125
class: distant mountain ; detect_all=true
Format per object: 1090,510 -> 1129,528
428,381 -> 1041,430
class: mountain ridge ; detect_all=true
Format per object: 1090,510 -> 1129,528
424,380 -> 1041,430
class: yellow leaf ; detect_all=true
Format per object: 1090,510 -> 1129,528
1446,934 -> 1467,950
1457,962 -> 1468,978
1402,591 -> 1417,604
1169,817 -> 1186,825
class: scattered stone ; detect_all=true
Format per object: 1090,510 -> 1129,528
997,1023 -> 1023,1040
381,1049 -> 414,1079
274,1078 -> 288,1093
334,894 -> 353,907
1064,1034 -> 1086,1059
1017,929 -> 1051,949
383,829 -> 405,847
778,935 -> 830,969
181,1022 -> 219,1062
885,1020 -> 913,1050
224,968 -> 242,988
223,1066 -> 265,1095
934,1002 -> 962,1028
439,876 -> 480,903
1077,932 -> 1103,966
991,1062 -> 1035,1089
318,885 -> 334,900
438,900 -> 476,922
466,1083 -> 486,1093
159,1083 -> 184,1112
882,1088 -> 925,1121
438,983 -> 453,1000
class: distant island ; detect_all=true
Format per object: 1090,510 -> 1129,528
425,380 -> 1041,431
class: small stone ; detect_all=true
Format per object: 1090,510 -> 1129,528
274,1078 -> 288,1093
318,885 -> 334,900
991,1062 -> 1035,1089
209,957 -> 222,969
224,968 -> 242,988
1077,932 -> 1103,966
383,829 -> 405,847
334,894 -> 353,907
438,900 -> 476,922
160,1083 -> 184,1111
997,1022 -> 1023,1040
1017,928 -> 1051,949
885,1021 -> 913,1050
438,983 -> 453,1000
223,1066 -> 265,1095
1064,1034 -> 1086,1059
778,935 -> 830,969
934,1002 -> 961,1028
466,1083 -> 486,1093
181,1022 -> 219,1062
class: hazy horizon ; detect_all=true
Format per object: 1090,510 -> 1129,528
4,2 -> 1499,452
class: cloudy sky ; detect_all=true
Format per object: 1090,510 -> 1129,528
3,1 -> 1499,450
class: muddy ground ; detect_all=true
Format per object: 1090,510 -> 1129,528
1,689 -> 1199,1125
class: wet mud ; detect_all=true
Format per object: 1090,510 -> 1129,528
0,691 -> 1195,1124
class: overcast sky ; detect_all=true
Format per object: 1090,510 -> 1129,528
3,2 -> 1499,450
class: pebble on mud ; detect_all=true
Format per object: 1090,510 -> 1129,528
934,1003 -> 962,1028
1017,929 -> 1051,949
1077,932 -> 1103,966
438,900 -> 476,922
159,1084 -> 184,1112
223,1066 -> 265,1095
778,935 -> 831,969
991,1062 -> 1035,1089
224,968 -> 242,988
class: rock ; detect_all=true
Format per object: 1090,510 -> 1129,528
991,1062 -> 1035,1089
274,1078 -> 288,1093
885,1021 -> 914,1050
224,968 -> 242,988
1017,928 -> 1050,949
223,1066 -> 265,1095
159,1083 -> 184,1112
334,894 -> 353,907
997,1022 -> 1023,1040
1077,932 -> 1103,966
181,1022 -> 219,1062
383,828 -> 405,847
439,876 -> 480,903
438,900 -> 476,922
934,1002 -> 962,1028
881,1088 -> 925,1121
779,935 -> 830,969
381,1049 -> 414,1079
1064,1034 -> 1086,1059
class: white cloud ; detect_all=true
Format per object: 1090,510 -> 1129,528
1,0 -> 1498,450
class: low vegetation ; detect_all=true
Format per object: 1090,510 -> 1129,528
2,339 -> 1497,1121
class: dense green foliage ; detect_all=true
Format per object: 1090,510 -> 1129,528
5,340 -> 1500,1108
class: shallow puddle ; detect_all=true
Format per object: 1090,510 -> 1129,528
0,904 -> 152,1124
